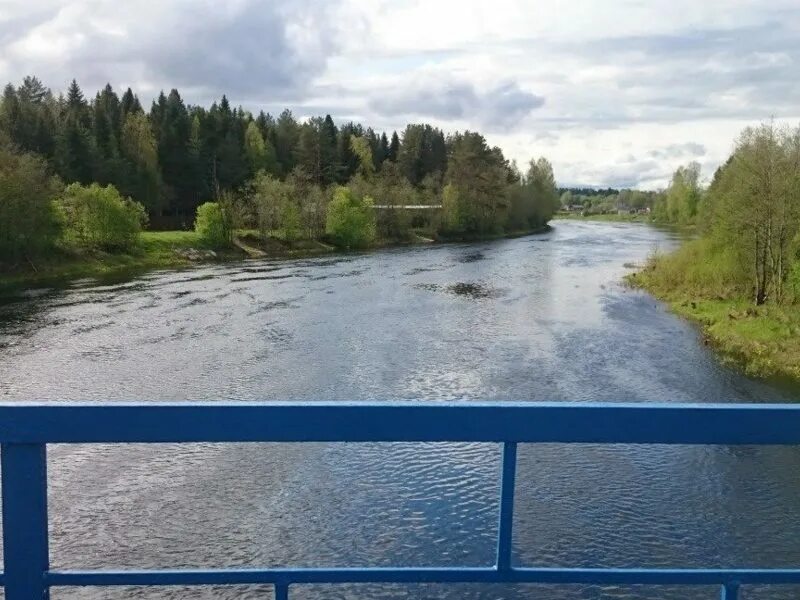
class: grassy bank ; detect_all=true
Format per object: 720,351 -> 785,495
630,245 -> 800,382
0,231 -> 230,290
1,225 -> 551,292
556,212 -> 654,223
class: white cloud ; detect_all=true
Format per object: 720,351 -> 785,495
1,0 -> 799,188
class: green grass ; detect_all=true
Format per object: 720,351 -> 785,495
629,242 -> 800,382
2,223 -> 554,292
555,212 -> 653,223
0,230 -> 228,291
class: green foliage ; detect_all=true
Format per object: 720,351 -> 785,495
441,183 -> 461,233
60,183 -> 146,251
193,201 -> 231,248
637,238 -> 750,300
704,123 -> 800,305
442,132 -> 510,235
789,260 -> 800,304
398,124 -> 447,187
350,163 -> 417,240
350,135 -> 375,178
120,112 -> 161,212
0,143 -> 62,263
655,162 -> 702,225
1,75 -> 564,256
507,157 -> 560,231
280,200 -> 302,243
325,186 -> 376,249
250,171 -> 291,239
244,121 -> 278,176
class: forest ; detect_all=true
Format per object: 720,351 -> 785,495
0,76 -> 560,270
633,122 -> 800,379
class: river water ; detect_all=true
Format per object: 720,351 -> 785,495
1,220 -> 799,599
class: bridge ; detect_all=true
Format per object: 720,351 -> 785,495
2,401 -> 800,599
372,204 -> 442,209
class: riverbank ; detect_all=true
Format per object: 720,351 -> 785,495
0,232 -> 235,291
0,225 -> 550,292
630,253 -> 800,383
556,212 -> 654,223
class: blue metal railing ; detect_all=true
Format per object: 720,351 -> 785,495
2,401 -> 800,599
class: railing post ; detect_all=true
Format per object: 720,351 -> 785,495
2,443 -> 50,600
275,583 -> 289,600
720,582 -> 739,600
496,442 -> 517,571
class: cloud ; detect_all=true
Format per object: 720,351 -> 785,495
369,77 -> 544,132
1,0 -> 799,189
0,0 -> 343,103
649,143 -> 707,159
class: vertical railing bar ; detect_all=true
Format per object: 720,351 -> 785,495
274,583 -> 289,600
1,443 -> 50,600
720,582 -> 740,600
496,441 -> 518,571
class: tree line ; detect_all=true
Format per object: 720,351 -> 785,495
0,76 -> 560,264
645,122 -> 800,306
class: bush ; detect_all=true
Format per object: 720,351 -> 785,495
0,144 -> 62,264
789,260 -> 800,305
640,237 -> 749,300
250,172 -> 291,241
325,186 -> 376,249
194,202 -> 232,248
61,183 -> 146,252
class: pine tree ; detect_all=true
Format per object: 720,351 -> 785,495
320,115 -> 340,185
378,132 -> 390,168
55,80 -> 95,183
388,131 -> 400,162
274,109 -> 299,176
153,89 -> 193,212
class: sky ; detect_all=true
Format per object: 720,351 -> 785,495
0,0 -> 799,189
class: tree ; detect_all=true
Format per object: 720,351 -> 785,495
274,109 -> 299,176
326,186 -> 376,248
60,183 -> 147,251
388,131 -> 400,162
55,80 -> 95,184
708,123 -> 800,304
350,135 -> 375,178
244,121 -> 277,176
194,201 -> 232,248
398,124 -> 447,186
663,162 -> 702,224
378,132 -> 390,167
297,116 -> 340,185
151,89 -> 193,212
442,131 -> 510,234
250,171 -> 291,240
0,141 -> 62,264
120,112 -> 162,212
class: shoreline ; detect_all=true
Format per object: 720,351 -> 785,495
628,264 -> 800,386
0,225 -> 551,293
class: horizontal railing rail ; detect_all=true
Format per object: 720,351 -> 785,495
1,402 -> 799,599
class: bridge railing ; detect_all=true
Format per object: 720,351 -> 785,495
2,402 -> 800,599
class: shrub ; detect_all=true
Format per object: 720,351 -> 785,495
789,260 -> 800,305
194,202 -> 232,248
0,144 -> 62,264
60,183 -> 146,252
281,201 -> 301,243
640,237 -> 749,300
325,186 -> 376,249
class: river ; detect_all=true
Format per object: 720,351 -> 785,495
1,220 -> 799,599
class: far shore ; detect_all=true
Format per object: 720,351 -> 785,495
0,225 -> 551,292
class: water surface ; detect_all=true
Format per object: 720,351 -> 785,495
1,220 -> 798,599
